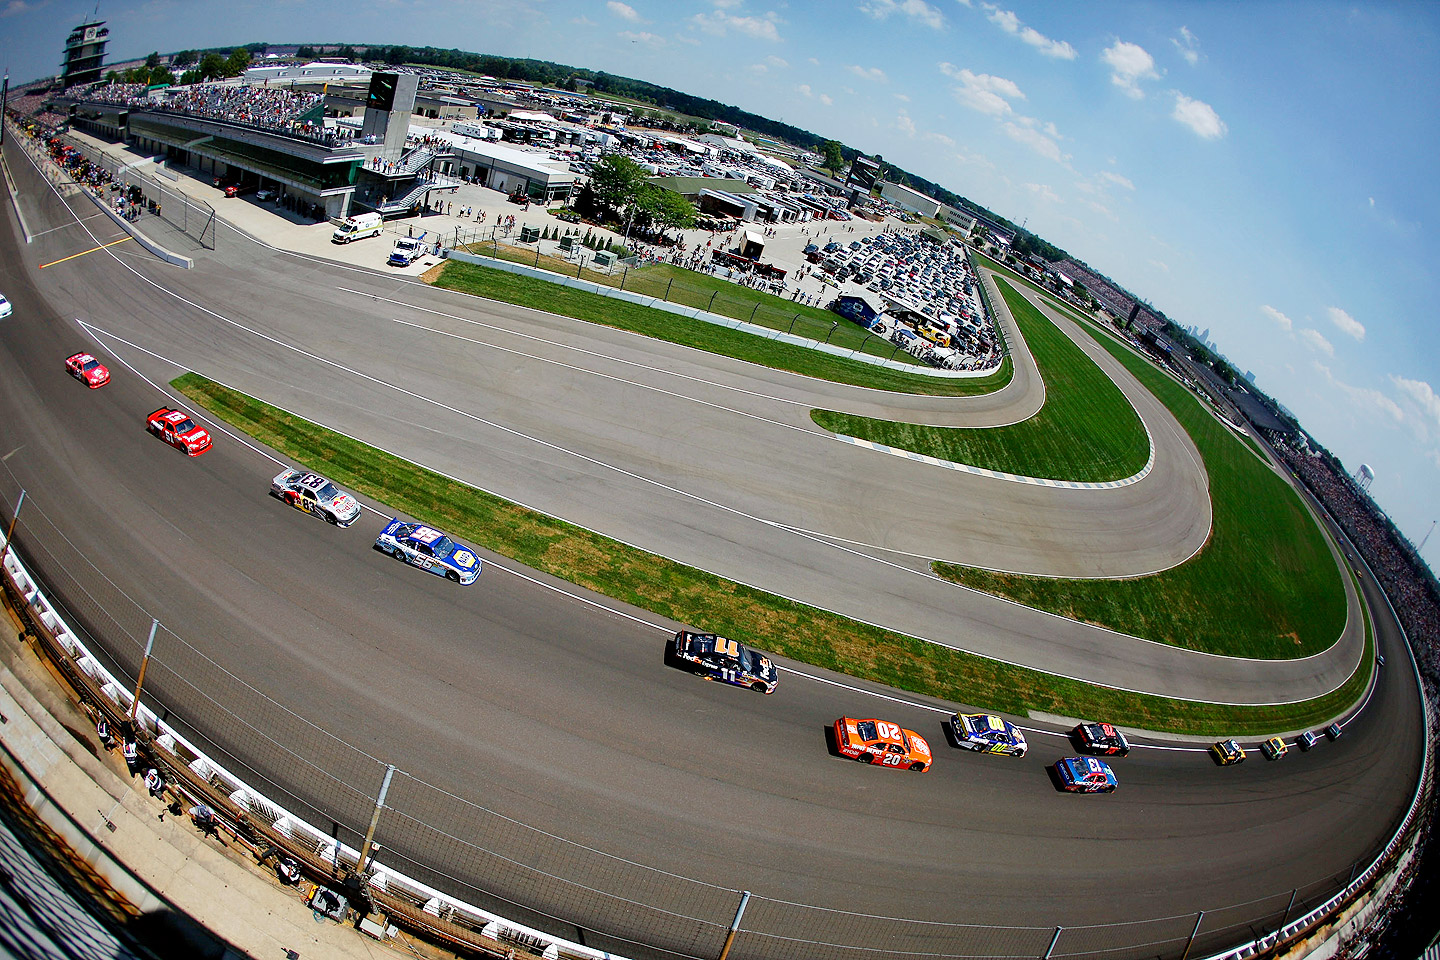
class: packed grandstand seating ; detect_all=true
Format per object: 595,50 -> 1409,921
73,80 -> 342,145
1269,436 -> 1440,714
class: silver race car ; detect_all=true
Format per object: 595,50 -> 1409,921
271,470 -> 362,527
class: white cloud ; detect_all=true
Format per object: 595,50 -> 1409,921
894,92 -> 911,102
846,64 -> 889,82
819,93 -> 834,106
767,55 -> 789,68
981,5 -> 1076,59
619,31 -> 665,46
1299,328 -> 1335,357
607,1 -> 641,22
797,83 -> 813,97
1172,26 -> 1201,65
896,112 -> 917,136
1328,306 -> 1366,341
1004,121 -> 1064,162
571,15 -> 597,26
1315,364 -> 1405,423
1099,170 -> 1135,191
690,10 -> 782,41
808,56 -> 820,66
1148,259 -> 1170,273
1392,376 -> 1440,431
1172,93 -> 1227,139
1025,182 -> 1062,204
1260,305 -> 1294,332
859,0 -> 946,30
942,64 -> 1025,116
2,0 -> 40,13
1102,40 -> 1159,99
749,62 -> 769,73
924,131 -> 955,147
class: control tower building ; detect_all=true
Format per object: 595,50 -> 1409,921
61,20 -> 109,88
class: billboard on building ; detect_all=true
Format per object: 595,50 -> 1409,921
366,73 -> 398,111
848,155 -> 880,191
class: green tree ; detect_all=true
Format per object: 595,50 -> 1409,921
198,52 -> 228,81
173,50 -> 198,67
821,139 -> 845,174
180,69 -> 202,86
337,45 -> 356,61
588,154 -> 648,215
641,185 -> 696,240
223,48 -> 252,78
295,45 -> 315,59
144,51 -> 161,68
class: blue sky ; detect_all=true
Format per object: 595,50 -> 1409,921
4,0 -> 1438,554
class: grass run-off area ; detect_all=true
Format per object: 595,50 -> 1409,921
812,278 -> 1150,483
174,372 -> 1366,736
430,258 -> 1012,397
934,267 -> 1347,659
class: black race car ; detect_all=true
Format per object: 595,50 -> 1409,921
1072,722 -> 1131,757
667,631 -> 778,694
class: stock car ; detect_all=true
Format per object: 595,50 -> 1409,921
374,519 -> 481,584
1053,757 -> 1118,793
145,407 -> 211,456
65,352 -> 110,388
1210,739 -> 1246,765
667,631 -> 778,693
270,469 -> 362,527
949,713 -> 1028,757
1072,722 -> 1131,757
1261,737 -> 1289,761
833,717 -> 932,772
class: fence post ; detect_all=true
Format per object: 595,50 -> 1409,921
355,764 -> 396,876
1042,927 -> 1062,960
128,618 -> 160,726
620,266 -> 628,291
824,320 -> 839,343
788,314 -> 802,334
1179,911 -> 1204,960
717,890 -> 750,960
1279,888 -> 1298,928
748,303 -> 760,324
3,488 -> 24,553
707,290 -> 719,313
535,245 -> 541,267
662,277 -> 672,301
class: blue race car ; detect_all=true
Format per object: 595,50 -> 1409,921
374,519 -> 481,584
667,631 -> 779,694
1053,756 -> 1118,793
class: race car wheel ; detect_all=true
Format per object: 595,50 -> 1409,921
909,763 -> 926,772
750,682 -> 767,692
324,511 -> 337,524
392,547 -> 406,562
446,570 -> 460,583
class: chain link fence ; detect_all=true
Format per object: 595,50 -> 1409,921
0,464 -> 1424,960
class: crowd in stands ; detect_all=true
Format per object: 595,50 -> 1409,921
1269,436 -> 1440,718
74,80 -> 346,145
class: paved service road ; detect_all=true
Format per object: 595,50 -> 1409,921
0,133 -> 1423,959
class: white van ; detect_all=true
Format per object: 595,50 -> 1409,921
332,212 -> 382,244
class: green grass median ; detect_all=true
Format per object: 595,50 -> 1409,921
172,372 -> 1365,736
429,259 -> 1012,397
934,271 -> 1347,660
812,278 -> 1150,482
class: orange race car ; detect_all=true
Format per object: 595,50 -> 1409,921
833,717 -> 932,772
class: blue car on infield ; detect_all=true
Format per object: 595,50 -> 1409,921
374,519 -> 481,584
1054,756 -> 1119,793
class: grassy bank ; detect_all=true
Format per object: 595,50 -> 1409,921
812,278 -> 1150,482
173,372 -> 1364,735
936,270 -> 1347,659
429,259 -> 1013,397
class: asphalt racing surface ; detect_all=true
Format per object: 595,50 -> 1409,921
0,133 -> 1426,958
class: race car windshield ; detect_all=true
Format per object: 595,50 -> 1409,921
430,536 -> 456,558
740,648 -> 769,675
174,419 -> 196,433
315,482 -> 341,501
82,359 -> 100,371
856,721 -> 878,741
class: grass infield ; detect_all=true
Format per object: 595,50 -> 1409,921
173,372 -> 1365,736
934,267 -> 1347,660
811,278 -> 1150,482
429,259 -> 1012,397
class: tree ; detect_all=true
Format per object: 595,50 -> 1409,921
337,45 -> 356,62
588,154 -> 647,215
223,48 -> 252,78
198,52 -> 228,82
180,69 -> 202,86
144,51 -> 161,69
173,50 -> 198,67
644,186 -> 696,240
295,45 -> 315,59
821,140 -> 845,175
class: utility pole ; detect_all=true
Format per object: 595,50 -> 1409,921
1418,520 -> 1437,555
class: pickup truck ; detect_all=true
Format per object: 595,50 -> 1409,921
388,238 -> 424,266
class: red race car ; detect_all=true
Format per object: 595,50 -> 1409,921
65,352 -> 110,388
833,717 -> 932,771
146,407 -> 211,456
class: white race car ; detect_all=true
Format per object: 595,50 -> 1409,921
271,470 -> 362,527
